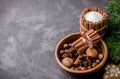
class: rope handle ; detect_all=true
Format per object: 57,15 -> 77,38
80,22 -> 107,32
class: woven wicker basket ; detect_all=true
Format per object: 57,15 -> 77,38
80,6 -> 108,37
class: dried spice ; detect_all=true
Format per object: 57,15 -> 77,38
59,30 -> 106,71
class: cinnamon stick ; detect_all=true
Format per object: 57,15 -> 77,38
85,21 -> 89,30
77,45 -> 88,54
74,40 -> 85,49
88,31 -> 97,38
89,22 -> 94,30
70,38 -> 82,47
92,36 -> 100,42
86,29 -> 94,36
74,55 -> 81,65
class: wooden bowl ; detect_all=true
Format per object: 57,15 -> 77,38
55,32 -> 108,75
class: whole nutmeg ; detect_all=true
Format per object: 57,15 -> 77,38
62,57 -> 73,68
98,53 -> 104,60
86,47 -> 98,58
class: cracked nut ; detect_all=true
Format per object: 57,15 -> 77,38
86,47 -> 98,58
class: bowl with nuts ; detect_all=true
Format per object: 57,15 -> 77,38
55,32 -> 108,75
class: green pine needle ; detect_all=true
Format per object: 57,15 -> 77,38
105,0 -> 120,63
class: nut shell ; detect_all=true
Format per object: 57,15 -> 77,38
98,53 -> 104,60
62,57 -> 73,67
63,44 -> 69,49
86,47 -> 98,58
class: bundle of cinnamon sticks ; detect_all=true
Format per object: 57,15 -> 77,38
62,29 -> 101,57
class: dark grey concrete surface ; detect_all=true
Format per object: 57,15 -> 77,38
0,0 -> 108,79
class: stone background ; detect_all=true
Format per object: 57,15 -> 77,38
0,0 -> 108,79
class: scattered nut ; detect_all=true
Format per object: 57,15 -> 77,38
86,47 -> 98,58
87,66 -> 92,69
71,67 -> 75,70
65,49 -> 70,53
75,68 -> 81,71
92,62 -> 98,67
60,50 -> 65,55
60,40 -> 104,71
62,57 -> 73,67
63,44 -> 69,49
96,59 -> 101,63
98,53 -> 104,59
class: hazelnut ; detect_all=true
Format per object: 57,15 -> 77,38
71,67 -> 75,70
81,67 -> 87,71
92,62 -> 98,67
60,50 -> 65,55
96,59 -> 101,63
62,57 -> 73,67
86,47 -> 98,58
75,68 -> 81,71
65,49 -> 70,53
78,66 -> 82,69
87,66 -> 92,69
98,53 -> 104,60
63,44 -> 69,49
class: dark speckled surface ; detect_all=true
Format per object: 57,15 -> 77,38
0,0 -> 108,79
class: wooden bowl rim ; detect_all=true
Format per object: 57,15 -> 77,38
55,32 -> 108,74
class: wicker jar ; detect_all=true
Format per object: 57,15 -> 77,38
80,6 -> 108,37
